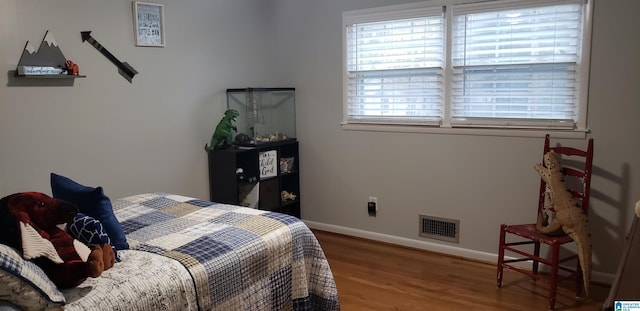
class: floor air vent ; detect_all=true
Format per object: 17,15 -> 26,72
419,215 -> 460,243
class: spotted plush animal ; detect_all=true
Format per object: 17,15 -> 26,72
535,151 -> 592,297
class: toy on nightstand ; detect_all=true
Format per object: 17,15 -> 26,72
281,191 -> 297,202
205,109 -> 240,151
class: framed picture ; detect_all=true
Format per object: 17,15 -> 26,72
133,1 -> 165,47
259,150 -> 277,179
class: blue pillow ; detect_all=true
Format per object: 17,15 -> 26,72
50,173 -> 129,250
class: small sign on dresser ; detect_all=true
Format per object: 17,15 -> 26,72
259,150 -> 277,179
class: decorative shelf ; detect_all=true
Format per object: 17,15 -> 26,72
16,74 -> 86,79
12,30 -> 85,83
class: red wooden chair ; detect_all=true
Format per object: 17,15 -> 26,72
497,134 -> 594,310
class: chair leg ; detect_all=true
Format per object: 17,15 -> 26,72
497,225 -> 506,288
533,241 -> 541,281
548,244 -> 560,311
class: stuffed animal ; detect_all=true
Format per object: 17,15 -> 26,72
534,151 -> 591,297
0,192 -> 114,288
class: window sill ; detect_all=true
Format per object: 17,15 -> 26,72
340,123 -> 588,139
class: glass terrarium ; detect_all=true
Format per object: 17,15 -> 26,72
226,87 -> 296,145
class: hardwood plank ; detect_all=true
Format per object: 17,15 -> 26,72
313,230 -> 609,311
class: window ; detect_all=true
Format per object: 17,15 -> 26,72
343,0 -> 592,133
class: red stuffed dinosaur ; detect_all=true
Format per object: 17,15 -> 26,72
0,192 -> 114,288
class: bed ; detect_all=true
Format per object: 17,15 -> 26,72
0,192 -> 340,311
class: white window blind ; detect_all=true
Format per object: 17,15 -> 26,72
450,1 -> 584,129
345,7 -> 445,125
343,0 -> 590,132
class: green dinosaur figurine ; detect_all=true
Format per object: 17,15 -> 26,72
205,109 -> 240,151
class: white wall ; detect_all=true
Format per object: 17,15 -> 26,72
271,0 -> 640,282
1,0 -> 639,283
0,0 -> 279,198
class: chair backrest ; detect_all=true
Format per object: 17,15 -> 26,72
537,134 -> 594,215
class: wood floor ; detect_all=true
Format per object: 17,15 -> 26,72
313,230 -> 610,311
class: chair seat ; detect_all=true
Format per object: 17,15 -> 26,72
504,223 -> 574,245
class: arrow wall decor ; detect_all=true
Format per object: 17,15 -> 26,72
81,31 -> 138,83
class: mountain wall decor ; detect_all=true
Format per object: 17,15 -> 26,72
17,30 -> 67,69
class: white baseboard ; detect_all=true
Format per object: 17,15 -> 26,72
304,220 -> 614,285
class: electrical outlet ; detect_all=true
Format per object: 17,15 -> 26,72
368,197 -> 377,217
368,197 -> 378,206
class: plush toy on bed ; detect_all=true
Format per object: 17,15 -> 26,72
0,192 -> 115,289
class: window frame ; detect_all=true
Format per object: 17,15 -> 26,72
341,0 -> 593,139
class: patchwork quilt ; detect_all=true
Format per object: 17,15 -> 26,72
112,193 -> 340,311
62,249 -> 197,311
